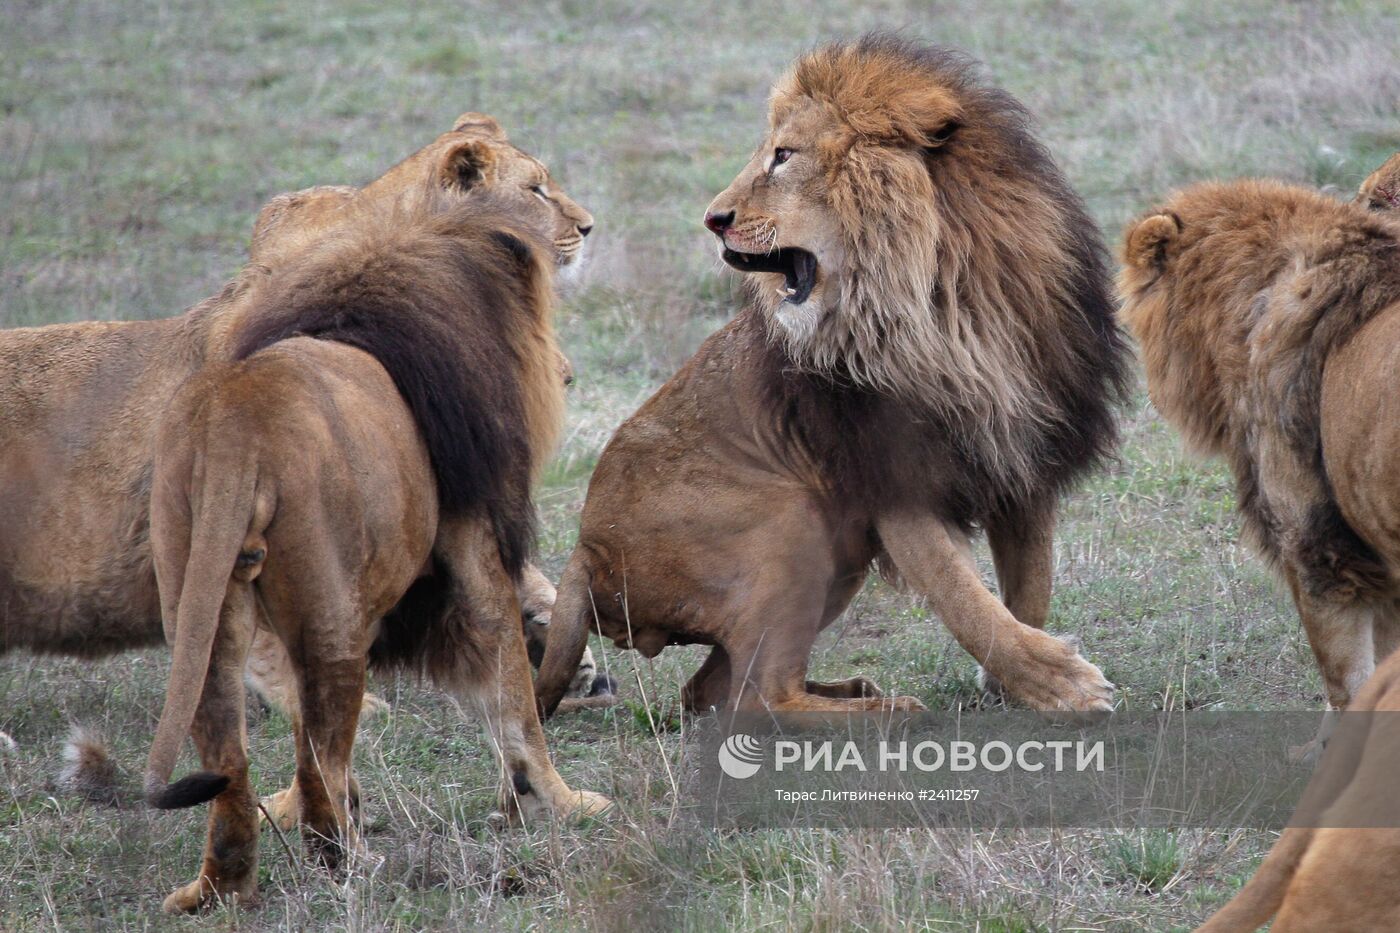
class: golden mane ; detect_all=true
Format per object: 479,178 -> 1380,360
1118,178 -> 1400,599
762,36 -> 1124,489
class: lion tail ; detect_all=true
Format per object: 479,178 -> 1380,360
534,550 -> 596,719
143,444 -> 262,810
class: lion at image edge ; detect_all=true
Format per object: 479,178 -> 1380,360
1116,152 -> 1400,932
0,114 -> 608,912
535,34 -> 1130,717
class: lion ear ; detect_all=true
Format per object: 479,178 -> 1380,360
1356,152 -> 1400,211
440,140 -> 497,191
1123,212 -> 1181,271
452,112 -> 507,141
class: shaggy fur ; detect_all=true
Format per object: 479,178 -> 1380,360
537,36 -> 1126,717
757,36 -> 1127,508
1119,173 -> 1400,711
1120,180 -> 1400,598
232,193 -> 562,579
55,726 -> 123,805
143,194 -> 607,913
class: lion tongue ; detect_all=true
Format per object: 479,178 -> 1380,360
784,250 -> 817,305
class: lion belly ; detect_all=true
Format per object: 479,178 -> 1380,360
0,317 -> 197,655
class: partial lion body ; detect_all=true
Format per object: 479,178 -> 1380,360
146,339 -> 438,910
142,198 -> 607,913
0,115 -> 603,730
0,314 -> 202,654
537,37 -> 1128,717
1120,178 -> 1400,711
1196,651 -> 1400,931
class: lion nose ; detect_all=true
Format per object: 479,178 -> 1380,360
577,223 -> 593,238
704,210 -> 734,235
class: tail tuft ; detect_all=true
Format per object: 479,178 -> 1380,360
146,771 -> 230,810
56,726 -> 123,806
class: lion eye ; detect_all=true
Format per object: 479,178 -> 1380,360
772,148 -> 794,167
530,184 -> 549,200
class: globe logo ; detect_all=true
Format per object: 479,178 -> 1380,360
718,733 -> 764,779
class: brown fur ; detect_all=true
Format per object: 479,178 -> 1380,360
0,112 -> 590,660
0,115 -> 598,911
1119,172 -> 1400,710
536,36 -> 1127,717
54,726 -> 123,805
143,195 -> 608,914
1195,651 -> 1400,931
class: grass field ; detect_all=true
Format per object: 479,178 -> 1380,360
3,1 -> 1400,929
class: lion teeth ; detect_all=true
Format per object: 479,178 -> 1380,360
777,286 -> 797,298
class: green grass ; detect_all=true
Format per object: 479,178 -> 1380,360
2,0 -> 1399,929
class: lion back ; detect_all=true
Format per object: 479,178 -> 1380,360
231,199 -> 562,578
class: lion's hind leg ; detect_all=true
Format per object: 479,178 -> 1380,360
718,562 -> 925,714
439,518 -> 611,823
284,613 -> 369,871
250,547 -> 372,872
161,585 -> 261,914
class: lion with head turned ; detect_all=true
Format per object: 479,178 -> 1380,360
537,36 -> 1128,716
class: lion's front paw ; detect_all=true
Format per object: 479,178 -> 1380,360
882,695 -> 928,712
1002,634 -> 1114,712
567,789 -> 614,819
162,876 -> 256,915
259,786 -> 299,832
360,692 -> 392,717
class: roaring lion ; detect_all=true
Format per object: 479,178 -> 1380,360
536,36 -> 1128,716
1118,174 -> 1400,711
0,114 -> 604,755
142,190 -> 610,913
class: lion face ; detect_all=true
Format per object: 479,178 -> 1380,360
700,40 -> 972,392
255,113 -> 593,270
703,99 -> 848,342
369,112 -> 594,268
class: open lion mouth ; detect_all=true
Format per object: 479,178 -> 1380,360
722,247 -> 818,305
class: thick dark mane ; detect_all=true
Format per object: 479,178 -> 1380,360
758,34 -> 1128,521
748,311 -> 1110,528
232,201 -> 553,577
